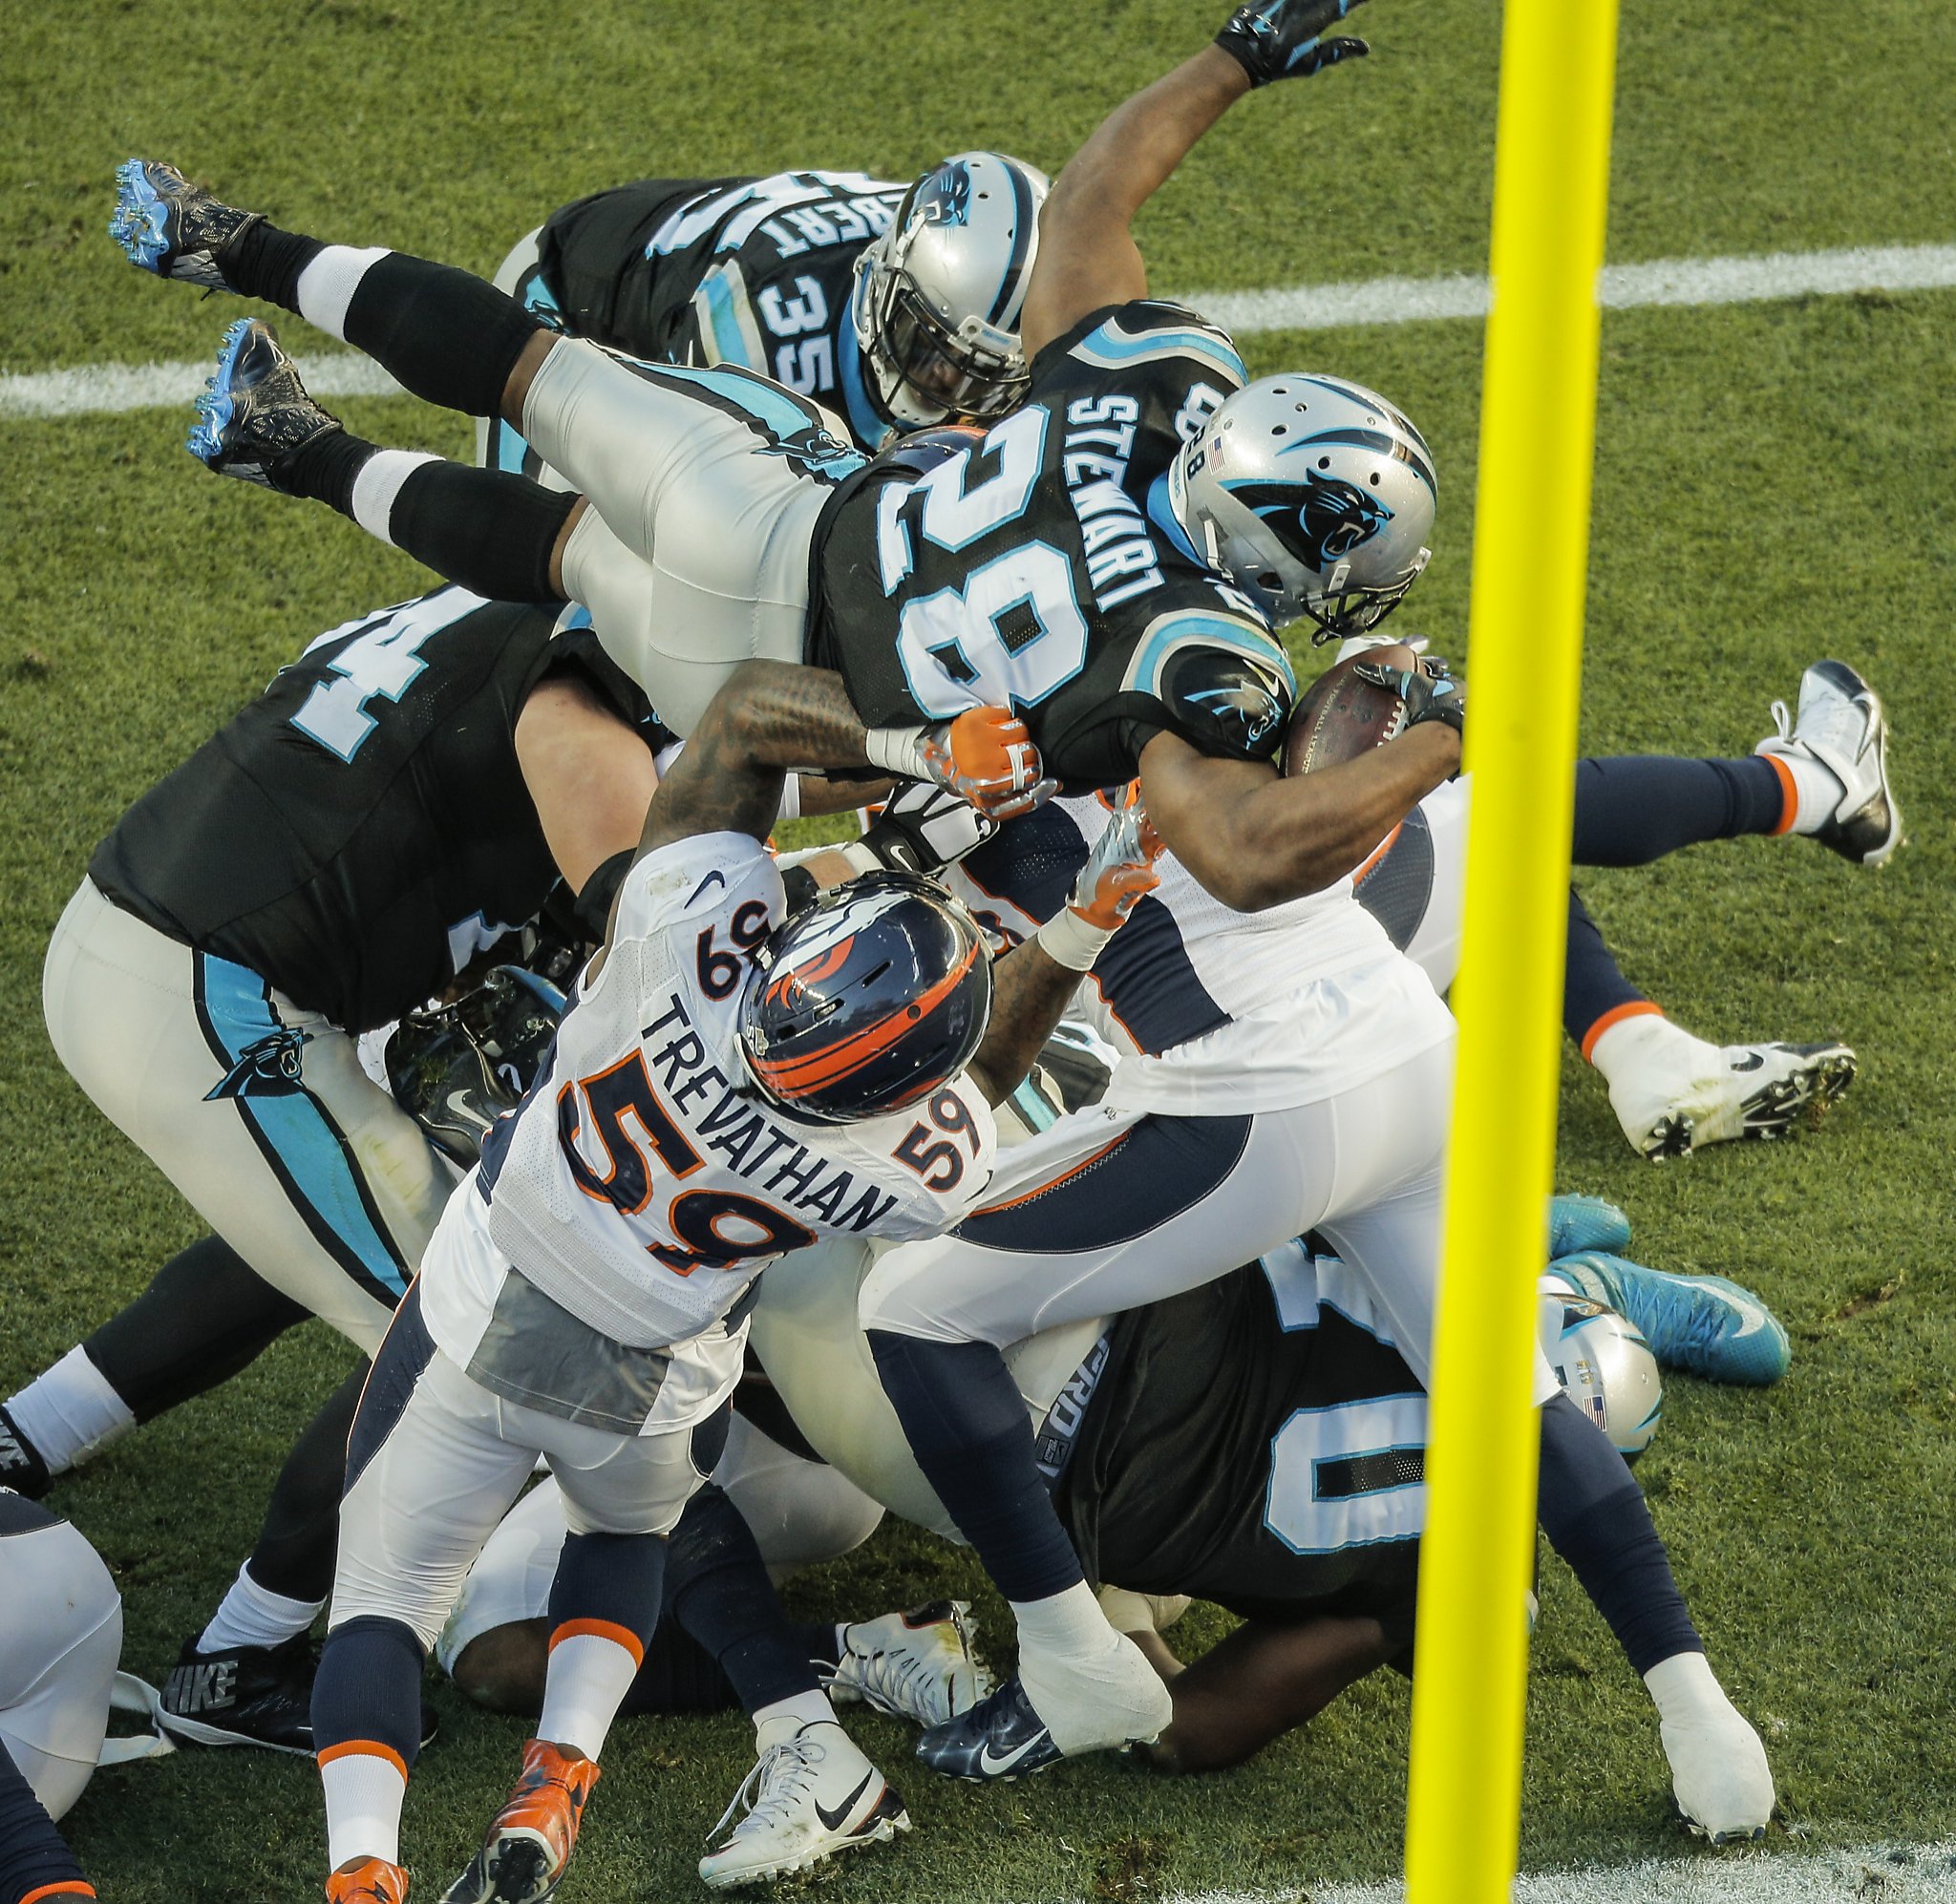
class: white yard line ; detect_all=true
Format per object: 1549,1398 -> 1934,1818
1105,1838 -> 1956,1904
3,241 -> 1951,422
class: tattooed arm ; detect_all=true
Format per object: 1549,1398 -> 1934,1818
637,662 -> 876,858
964,935 -> 1093,1107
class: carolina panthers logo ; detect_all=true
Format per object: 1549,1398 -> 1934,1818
204,1027 -> 311,1101
1186,681 -> 1285,750
1227,469 -> 1393,572
912,163 -> 972,229
761,424 -> 863,482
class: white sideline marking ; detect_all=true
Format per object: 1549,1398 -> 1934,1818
3,241 -> 1951,421
1130,1839 -> 1956,1904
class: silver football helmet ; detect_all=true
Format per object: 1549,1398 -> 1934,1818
1168,372 -> 1437,639
849,151 -> 1050,431
1538,1284 -> 1665,1460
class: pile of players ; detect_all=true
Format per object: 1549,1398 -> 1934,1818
0,3 -> 1903,1900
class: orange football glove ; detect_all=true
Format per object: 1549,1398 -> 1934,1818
914,707 -> 1057,820
1037,783 -> 1164,970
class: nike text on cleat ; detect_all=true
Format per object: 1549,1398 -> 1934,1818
1553,1252 -> 1791,1386
1546,1193 -> 1631,1261
157,1632 -> 317,1754
188,317 -> 344,488
699,1721 -> 908,1890
1607,1038 -> 1856,1161
328,1858 -> 410,1904
109,159 -> 263,287
441,1738 -> 599,1904
824,1599 -> 993,1728
0,1404 -> 52,1499
915,1678 -> 1067,1783
1756,659 -> 1903,866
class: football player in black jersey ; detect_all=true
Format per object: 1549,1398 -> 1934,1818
481,154 -> 1049,471
2,590 -> 670,1754
114,0 -> 1459,910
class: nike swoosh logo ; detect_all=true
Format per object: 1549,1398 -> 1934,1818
814,1769 -> 877,1831
977,1731 -> 1051,1777
445,1090 -> 494,1133
687,870 -> 728,906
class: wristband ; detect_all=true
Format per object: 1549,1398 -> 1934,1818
863,725 -> 929,782
1036,906 -> 1116,972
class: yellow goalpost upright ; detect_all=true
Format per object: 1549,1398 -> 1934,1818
1403,2 -> 1623,1898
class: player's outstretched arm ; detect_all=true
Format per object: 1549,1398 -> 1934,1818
1019,1 -> 1371,357
1138,717 -> 1457,912
966,789 -> 1163,1102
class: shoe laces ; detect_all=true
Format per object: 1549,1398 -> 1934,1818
835,1634 -> 942,1722
1765,698 -> 1793,744
708,1732 -> 829,1846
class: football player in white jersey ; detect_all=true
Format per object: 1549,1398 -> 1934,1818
306,664 -> 1160,1904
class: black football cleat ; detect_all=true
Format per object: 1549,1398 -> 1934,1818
109,159 -> 263,288
158,1632 -> 438,1755
915,1677 -> 1065,1784
0,1404 -> 51,1499
187,317 -> 344,487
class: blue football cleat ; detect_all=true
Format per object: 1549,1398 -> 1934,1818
1552,1252 -> 1790,1386
1547,1193 -> 1631,1261
187,318 -> 342,487
915,1679 -> 1064,1784
109,159 -> 261,288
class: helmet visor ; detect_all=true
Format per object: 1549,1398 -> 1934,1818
878,278 -> 1029,421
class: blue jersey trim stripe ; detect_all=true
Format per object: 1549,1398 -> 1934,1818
837,321 -> 885,447
700,271 -> 762,371
631,361 -> 866,479
1071,318 -> 1246,387
1126,612 -> 1297,700
196,954 -> 413,1304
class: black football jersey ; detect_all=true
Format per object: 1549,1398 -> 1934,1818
1053,1242 -> 1426,1644
90,590 -> 659,1034
536,171 -> 908,449
806,300 -> 1295,791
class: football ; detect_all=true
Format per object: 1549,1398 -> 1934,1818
1283,643 -> 1420,776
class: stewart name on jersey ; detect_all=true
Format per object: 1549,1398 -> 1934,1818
535,171 -> 907,448
87,589 -> 658,1034
806,300 -> 1296,789
469,833 -> 998,1350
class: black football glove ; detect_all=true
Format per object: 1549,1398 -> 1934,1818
860,782 -> 999,877
1214,0 -> 1371,88
1353,659 -> 1466,738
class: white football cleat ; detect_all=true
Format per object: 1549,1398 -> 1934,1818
824,1600 -> 992,1728
1755,659 -> 1903,866
1600,1022 -> 1856,1161
698,1721 -> 908,1890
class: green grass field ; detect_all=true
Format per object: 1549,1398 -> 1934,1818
4,2 -> 1953,1897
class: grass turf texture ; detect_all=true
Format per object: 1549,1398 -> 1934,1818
4,0 -> 1952,1895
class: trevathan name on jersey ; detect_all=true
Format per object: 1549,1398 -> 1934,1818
420,831 -> 999,1424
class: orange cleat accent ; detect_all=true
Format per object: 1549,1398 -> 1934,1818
439,1739 -> 601,1904
327,1859 -> 409,1904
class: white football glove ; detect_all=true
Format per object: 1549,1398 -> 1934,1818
858,782 -> 998,876
1645,1652 -> 1775,1842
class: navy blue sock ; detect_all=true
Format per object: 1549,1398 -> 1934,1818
1536,1393 -> 1701,1674
218,219 -> 325,311
1572,755 -> 1787,867
621,1615 -> 738,1717
311,1615 -> 426,1768
547,1530 -> 667,1657
1563,886 -> 1650,1051
389,462 -> 576,603
665,1485 -> 819,1714
343,251 -> 545,419
0,1738 -> 89,1904
868,1332 -> 1085,1603
245,1363 -> 368,1604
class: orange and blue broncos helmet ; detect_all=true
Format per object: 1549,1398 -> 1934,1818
738,871 -> 991,1124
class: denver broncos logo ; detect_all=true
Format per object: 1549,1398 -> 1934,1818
764,937 -> 856,1015
1227,469 -> 1394,572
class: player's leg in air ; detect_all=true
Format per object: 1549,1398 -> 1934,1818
1360,665 -> 1899,1158
109,159 -> 862,734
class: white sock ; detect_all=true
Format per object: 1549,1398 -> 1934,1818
1774,749 -> 1843,836
197,1562 -> 325,1655
294,244 -> 392,342
349,449 -> 437,545
1011,1583 -> 1172,1755
537,1628 -> 641,1763
6,1345 -> 136,1475
321,1745 -> 408,1870
753,1688 -> 838,1752
1587,1010 -> 1711,1085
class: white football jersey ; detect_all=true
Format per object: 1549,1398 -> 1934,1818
464,832 -> 996,1348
